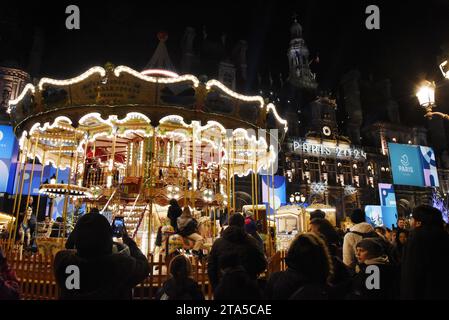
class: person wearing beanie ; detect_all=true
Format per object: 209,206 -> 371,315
53,213 -> 150,299
342,208 -> 376,269
347,238 -> 398,300
208,213 -> 267,290
401,205 -> 449,299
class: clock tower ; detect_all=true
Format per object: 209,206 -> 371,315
305,95 -> 339,140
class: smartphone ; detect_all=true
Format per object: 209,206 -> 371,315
112,216 -> 125,238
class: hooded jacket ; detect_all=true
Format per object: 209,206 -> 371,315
156,277 -> 204,300
343,223 -> 375,268
207,226 -> 267,289
349,255 -> 398,300
54,236 -> 150,300
214,266 -> 262,300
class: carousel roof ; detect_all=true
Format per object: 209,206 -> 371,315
8,64 -> 288,136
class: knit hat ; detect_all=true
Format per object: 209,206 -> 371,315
356,238 -> 385,258
74,213 -> 113,259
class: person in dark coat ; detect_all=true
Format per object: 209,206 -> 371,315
167,199 -> 182,233
309,218 -> 351,298
65,208 -> 99,249
214,252 -> 262,300
0,248 -> 20,300
208,213 -> 267,290
265,233 -> 333,300
53,213 -> 150,299
401,205 -> 449,300
156,255 -> 204,300
244,212 -> 264,252
348,238 -> 398,300
390,229 -> 408,266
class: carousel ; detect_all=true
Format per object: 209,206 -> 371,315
5,63 -> 287,256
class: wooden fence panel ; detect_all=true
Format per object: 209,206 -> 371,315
1,249 -> 286,300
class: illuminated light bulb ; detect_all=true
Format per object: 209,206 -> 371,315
107,175 -> 113,188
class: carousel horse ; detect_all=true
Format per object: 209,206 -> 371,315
156,217 -> 212,261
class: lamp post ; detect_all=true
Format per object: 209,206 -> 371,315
416,80 -> 441,118
440,59 -> 449,79
416,57 -> 449,119
290,192 -> 306,205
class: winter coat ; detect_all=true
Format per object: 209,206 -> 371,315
265,268 -> 310,300
289,283 -> 329,300
54,235 -> 150,299
168,205 -> 182,232
177,217 -> 198,237
156,277 -> 204,300
328,255 -> 352,299
207,226 -> 267,289
214,266 -> 262,300
348,256 -> 398,300
0,258 -> 20,300
401,226 -> 449,300
390,243 -> 405,267
343,223 -> 375,268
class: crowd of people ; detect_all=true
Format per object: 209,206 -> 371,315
1,202 -> 449,300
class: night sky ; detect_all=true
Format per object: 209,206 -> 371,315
2,0 -> 449,127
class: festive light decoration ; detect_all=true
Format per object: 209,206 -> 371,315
38,184 -> 93,199
344,185 -> 357,196
310,182 -> 328,195
7,84 -> 35,113
206,79 -> 265,108
38,66 -> 106,91
114,65 -> 199,87
141,69 -> 179,78
266,103 -> 288,132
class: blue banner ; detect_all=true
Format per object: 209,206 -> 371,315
0,125 -> 18,193
378,183 -> 396,207
365,205 -> 398,229
388,143 -> 439,187
261,175 -> 286,215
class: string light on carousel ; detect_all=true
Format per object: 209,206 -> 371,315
6,62 -> 288,258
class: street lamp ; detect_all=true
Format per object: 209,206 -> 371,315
440,59 -> 449,79
290,192 -> 306,205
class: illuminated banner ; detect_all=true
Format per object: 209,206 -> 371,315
291,139 -> 366,160
378,183 -> 396,207
261,175 -> 286,215
365,205 -> 398,229
388,143 -> 439,187
0,125 -> 18,193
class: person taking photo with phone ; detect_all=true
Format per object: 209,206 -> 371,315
53,213 -> 150,299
